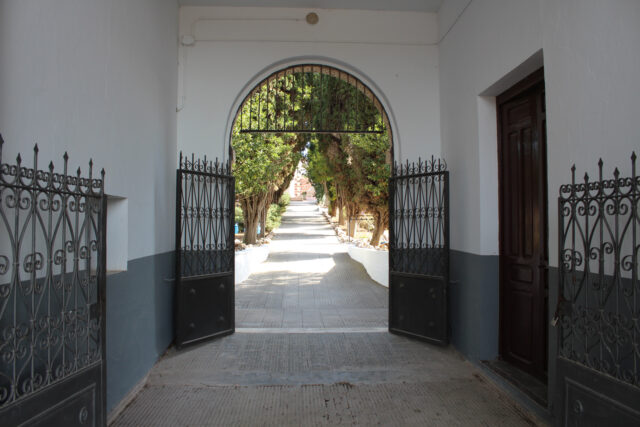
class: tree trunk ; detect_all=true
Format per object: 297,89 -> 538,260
273,170 -> 295,205
369,213 -> 384,246
328,198 -> 337,217
240,194 -> 267,244
348,217 -> 357,238
369,208 -> 389,247
259,204 -> 267,238
345,203 -> 358,238
338,204 -> 345,226
243,209 -> 259,245
337,192 -> 346,225
322,182 -> 329,207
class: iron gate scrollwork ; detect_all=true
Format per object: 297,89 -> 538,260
389,156 -> 449,345
0,136 -> 106,426
175,153 -> 235,348
556,152 -> 640,425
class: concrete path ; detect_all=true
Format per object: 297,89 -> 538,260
112,202 -> 544,426
236,201 -> 388,329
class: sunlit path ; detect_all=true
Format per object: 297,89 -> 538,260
236,201 -> 388,329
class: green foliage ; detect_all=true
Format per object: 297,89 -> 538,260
278,193 -> 290,208
232,68 -> 390,243
232,131 -> 301,198
347,131 -> 391,205
266,203 -> 286,232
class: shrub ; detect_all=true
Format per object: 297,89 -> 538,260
266,203 -> 285,232
278,193 -> 290,208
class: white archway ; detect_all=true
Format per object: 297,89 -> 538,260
222,56 -> 402,164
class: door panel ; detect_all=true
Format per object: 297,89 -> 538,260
389,158 -> 449,345
175,154 -> 235,348
498,69 -> 548,380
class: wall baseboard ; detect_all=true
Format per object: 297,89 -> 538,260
107,371 -> 150,425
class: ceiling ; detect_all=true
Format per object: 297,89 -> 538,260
178,0 -> 444,13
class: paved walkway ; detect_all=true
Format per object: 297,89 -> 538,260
112,202 -> 544,426
236,201 -> 388,329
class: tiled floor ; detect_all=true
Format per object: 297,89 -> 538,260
111,202 -> 545,426
112,332 -> 542,426
235,202 -> 388,329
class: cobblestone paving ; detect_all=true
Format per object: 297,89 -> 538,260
112,202 -> 545,426
113,333 -> 543,426
236,201 -> 388,329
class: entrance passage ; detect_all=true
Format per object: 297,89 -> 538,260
236,201 -> 388,329
113,201 -> 540,426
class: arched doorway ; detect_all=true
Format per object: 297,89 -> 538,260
229,64 -> 393,335
174,63 -> 449,348
230,64 -> 393,246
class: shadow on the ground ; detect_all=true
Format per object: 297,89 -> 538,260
271,232 -> 334,240
264,252 -> 336,262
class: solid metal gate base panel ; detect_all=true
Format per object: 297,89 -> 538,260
389,273 -> 448,345
388,157 -> 449,345
0,360 -> 103,427
175,154 -> 235,349
176,273 -> 234,348
555,358 -> 640,427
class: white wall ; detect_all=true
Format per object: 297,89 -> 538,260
438,0 -> 543,256
177,6 -> 441,163
347,246 -> 388,287
541,0 -> 640,266
235,245 -> 269,284
0,0 -> 179,261
438,0 -> 640,262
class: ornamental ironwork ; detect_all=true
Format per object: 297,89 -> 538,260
558,152 -> 639,388
0,135 -> 106,408
389,156 -> 449,277
176,152 -> 234,278
237,64 -> 386,135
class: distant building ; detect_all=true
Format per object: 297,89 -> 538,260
287,163 -> 316,201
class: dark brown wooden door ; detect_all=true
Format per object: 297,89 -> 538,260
498,69 -> 548,380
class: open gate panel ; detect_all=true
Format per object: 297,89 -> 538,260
175,153 -> 235,348
389,157 -> 449,345
0,139 -> 107,426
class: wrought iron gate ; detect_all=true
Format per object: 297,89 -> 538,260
0,137 -> 107,426
389,157 -> 449,344
556,153 -> 640,425
175,153 -> 235,348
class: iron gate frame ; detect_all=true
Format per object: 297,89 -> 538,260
175,153 -> 235,349
555,153 -> 640,425
388,156 -> 450,345
236,64 -> 387,135
0,136 -> 107,426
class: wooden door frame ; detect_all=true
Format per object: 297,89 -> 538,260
496,67 -> 549,377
